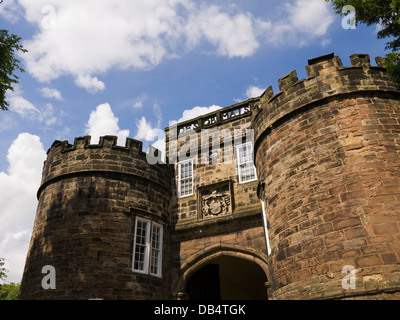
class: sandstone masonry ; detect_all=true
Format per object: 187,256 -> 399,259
19,53 -> 400,300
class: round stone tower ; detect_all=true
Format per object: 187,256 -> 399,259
254,53 -> 400,299
19,135 -> 172,299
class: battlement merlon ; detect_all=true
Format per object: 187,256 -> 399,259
253,52 -> 400,145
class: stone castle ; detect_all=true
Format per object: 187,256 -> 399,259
19,53 -> 400,300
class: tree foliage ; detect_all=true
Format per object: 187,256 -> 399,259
0,258 -> 7,282
0,282 -> 20,300
0,29 -> 28,111
0,258 -> 20,300
326,0 -> 400,85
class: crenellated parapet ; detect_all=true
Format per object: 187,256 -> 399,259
253,53 -> 400,152
39,135 -> 171,199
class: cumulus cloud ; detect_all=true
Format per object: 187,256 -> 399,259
7,133 -> 47,183
259,0 -> 335,46
19,0 -> 188,92
285,0 -> 333,37
185,6 -> 259,58
133,101 -> 166,159
0,0 -> 21,23
85,103 -> 130,146
9,0 -> 334,93
134,116 -> 164,142
40,87 -> 63,101
0,133 -> 46,283
75,74 -> 106,93
175,105 -> 222,123
245,86 -> 265,99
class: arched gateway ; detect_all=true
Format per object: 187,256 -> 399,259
174,244 -> 270,300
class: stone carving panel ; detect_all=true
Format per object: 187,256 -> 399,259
198,181 -> 233,219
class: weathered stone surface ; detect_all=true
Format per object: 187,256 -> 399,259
19,53 -> 400,300
19,137 -> 172,300
255,53 -> 400,300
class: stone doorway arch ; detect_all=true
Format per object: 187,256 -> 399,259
173,244 -> 270,300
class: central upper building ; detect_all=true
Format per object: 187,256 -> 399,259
165,97 -> 269,300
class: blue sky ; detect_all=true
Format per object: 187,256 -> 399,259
0,0 -> 389,283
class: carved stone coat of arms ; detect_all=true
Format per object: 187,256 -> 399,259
201,188 -> 231,218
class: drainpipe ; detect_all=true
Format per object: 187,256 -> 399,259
260,200 -> 271,256
258,182 -> 271,256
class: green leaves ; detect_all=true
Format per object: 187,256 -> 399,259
385,52 -> 400,84
0,258 -> 20,300
0,257 -> 7,282
0,29 -> 28,111
0,282 -> 20,300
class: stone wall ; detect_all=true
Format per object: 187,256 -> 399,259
166,100 -> 269,296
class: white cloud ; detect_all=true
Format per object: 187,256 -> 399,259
7,86 -> 60,126
134,116 -> 164,142
150,137 -> 166,163
175,105 -> 222,123
40,103 -> 58,126
153,101 -> 162,128
146,104 -> 222,162
85,103 -> 130,146
374,22 -> 384,34
15,1 -> 264,92
245,86 -> 265,99
131,115 -> 166,162
257,0 -> 335,47
185,6 -> 259,58
133,101 -> 166,159
7,133 -> 47,183
285,0 -> 334,37
19,0 -> 188,91
40,87 -> 63,101
0,0 -> 21,23
133,93 -> 148,109
8,95 -> 41,120
12,0 -> 334,93
0,133 -> 46,283
75,74 -> 105,93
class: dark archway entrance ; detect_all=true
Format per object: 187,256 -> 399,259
186,255 -> 268,300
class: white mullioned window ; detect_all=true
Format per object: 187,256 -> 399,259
132,217 -> 163,277
178,159 -> 194,197
236,142 -> 257,183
